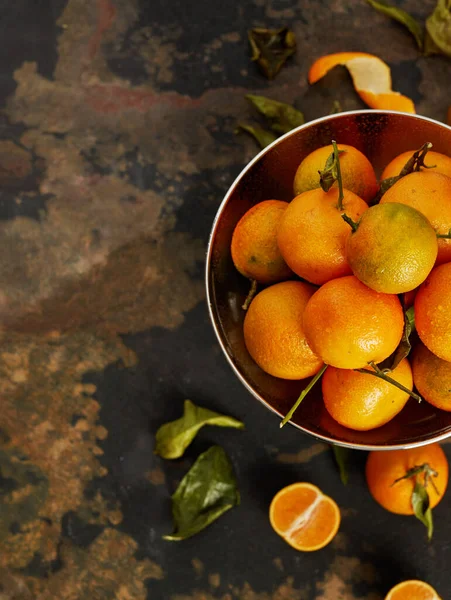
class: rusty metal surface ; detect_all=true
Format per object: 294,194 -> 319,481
0,0 -> 450,598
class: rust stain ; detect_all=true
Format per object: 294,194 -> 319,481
208,573 -> 221,589
28,528 -> 163,599
0,331 -> 133,568
315,556 -> 380,600
276,443 -> 329,464
272,557 -> 284,572
146,467 -> 166,486
191,558 -> 204,578
172,578 -> 309,600
88,0 -> 117,60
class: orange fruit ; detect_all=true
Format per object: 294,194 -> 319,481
303,275 -> 404,369
322,358 -> 412,431
382,150 -> 451,180
404,288 -> 418,309
277,187 -> 368,285
231,200 -> 292,284
366,443 -> 448,515
415,263 -> 451,362
243,281 -> 322,380
293,143 -> 377,203
385,580 -> 442,600
269,483 -> 340,551
308,53 -> 415,113
346,203 -> 438,294
412,343 -> 451,412
380,171 -> 451,265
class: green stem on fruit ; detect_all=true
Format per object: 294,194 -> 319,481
280,364 -> 328,428
332,140 -> 344,211
242,279 -> 258,310
437,229 -> 451,239
356,361 -> 422,403
341,213 -> 358,232
391,463 -> 440,496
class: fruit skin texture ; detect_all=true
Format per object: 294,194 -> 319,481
269,482 -> 340,552
385,579 -> 442,600
415,263 -> 451,362
243,281 -> 322,380
302,275 -> 404,369
293,143 -> 378,203
381,171 -> 451,266
366,444 -> 448,515
322,358 -> 412,431
382,149 -> 451,180
231,200 -> 292,284
412,343 -> 451,411
277,187 -> 368,285
346,203 -> 438,294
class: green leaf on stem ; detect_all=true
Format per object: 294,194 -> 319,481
366,0 -> 424,50
331,444 -> 350,485
319,147 -> 346,193
164,445 -> 240,541
245,94 -> 305,134
426,0 -> 451,59
383,306 -> 416,371
411,482 -> 434,540
375,142 -> 434,201
155,400 -> 244,459
235,124 -> 277,149
248,27 -> 296,80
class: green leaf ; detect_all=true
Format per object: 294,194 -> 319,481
426,0 -> 451,59
155,400 -> 244,460
331,444 -> 350,485
245,94 -> 305,134
319,148 -> 346,192
366,0 -> 424,50
248,27 -> 296,80
235,123 -> 278,149
163,445 -> 240,541
411,482 -> 434,540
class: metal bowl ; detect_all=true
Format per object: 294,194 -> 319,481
206,110 -> 451,450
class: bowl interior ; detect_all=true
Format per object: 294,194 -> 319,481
207,110 -> 451,449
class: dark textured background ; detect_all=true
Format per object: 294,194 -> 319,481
0,1 -> 451,599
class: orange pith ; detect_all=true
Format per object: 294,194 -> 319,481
269,483 -> 340,551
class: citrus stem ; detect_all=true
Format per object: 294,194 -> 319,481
437,232 -> 451,239
332,140 -> 344,211
391,463 -> 439,495
341,213 -> 358,231
242,279 -> 258,310
356,361 -> 422,403
280,364 -> 328,428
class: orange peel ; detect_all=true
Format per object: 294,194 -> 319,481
309,52 -> 415,113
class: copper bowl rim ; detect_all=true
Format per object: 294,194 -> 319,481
205,109 -> 451,451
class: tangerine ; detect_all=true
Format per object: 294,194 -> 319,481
231,200 -> 292,284
243,281 -> 322,380
385,580 -> 442,600
302,275 -> 404,369
415,263 -> 451,362
412,343 -> 451,412
346,203 -> 438,294
293,143 -> 378,203
277,187 -> 368,285
269,482 -> 340,551
382,150 -> 451,180
322,358 -> 412,431
366,444 -> 448,515
380,171 -> 451,265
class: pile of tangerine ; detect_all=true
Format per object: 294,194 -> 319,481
231,142 -> 451,431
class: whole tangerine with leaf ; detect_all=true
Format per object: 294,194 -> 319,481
412,343 -> 451,412
293,142 -> 378,203
366,443 -> 449,539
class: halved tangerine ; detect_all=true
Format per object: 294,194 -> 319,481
269,482 -> 340,551
385,580 -> 442,600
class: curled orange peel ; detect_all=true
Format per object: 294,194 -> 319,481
308,52 -> 415,114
